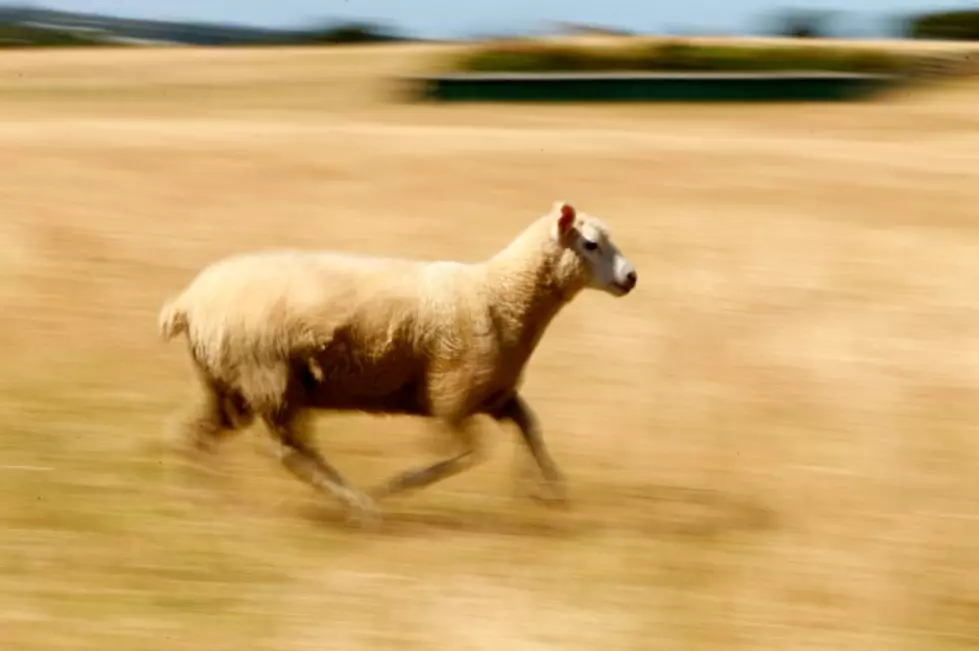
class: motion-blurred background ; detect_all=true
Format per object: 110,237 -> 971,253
1,2 -> 978,650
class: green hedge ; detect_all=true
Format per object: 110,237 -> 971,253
907,10 -> 979,40
290,21 -> 406,45
452,41 -> 918,75
0,24 -> 115,47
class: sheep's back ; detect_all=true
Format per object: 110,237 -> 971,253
179,250 -> 436,376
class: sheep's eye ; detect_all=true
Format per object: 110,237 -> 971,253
582,240 -> 599,252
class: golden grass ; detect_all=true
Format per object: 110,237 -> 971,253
1,43 -> 978,651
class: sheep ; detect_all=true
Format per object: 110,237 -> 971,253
158,200 -> 638,523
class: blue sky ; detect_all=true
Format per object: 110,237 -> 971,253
25,0 -> 979,38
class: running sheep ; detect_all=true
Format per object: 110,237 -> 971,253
158,200 -> 638,522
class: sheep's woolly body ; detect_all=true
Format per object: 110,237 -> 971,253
160,201 -> 637,517
161,212 -> 591,422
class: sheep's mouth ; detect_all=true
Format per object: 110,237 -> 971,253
609,282 -> 633,296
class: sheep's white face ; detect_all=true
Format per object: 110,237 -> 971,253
552,201 -> 637,297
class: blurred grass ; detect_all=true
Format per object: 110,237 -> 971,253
0,40 -> 977,651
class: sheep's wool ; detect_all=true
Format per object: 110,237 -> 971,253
159,203 -> 611,423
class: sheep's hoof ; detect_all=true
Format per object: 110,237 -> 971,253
529,480 -> 570,508
345,508 -> 382,531
343,491 -> 382,529
163,435 -> 227,480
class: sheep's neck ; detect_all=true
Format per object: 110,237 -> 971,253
485,240 -> 573,362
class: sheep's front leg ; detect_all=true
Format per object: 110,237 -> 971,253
263,410 -> 377,523
492,394 -> 568,506
369,420 -> 483,500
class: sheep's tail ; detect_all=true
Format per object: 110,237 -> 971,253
158,295 -> 188,341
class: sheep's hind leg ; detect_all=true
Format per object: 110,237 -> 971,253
263,410 -> 378,524
369,420 -> 483,500
172,360 -> 253,458
169,379 -> 252,470
492,394 -> 569,506
157,383 -> 253,501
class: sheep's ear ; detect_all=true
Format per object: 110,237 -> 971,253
554,201 -> 576,234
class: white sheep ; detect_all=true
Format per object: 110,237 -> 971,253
158,200 -> 638,522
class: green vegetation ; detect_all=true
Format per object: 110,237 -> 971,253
907,9 -> 979,41
0,23 -> 116,47
291,21 -> 406,45
452,41 -> 920,75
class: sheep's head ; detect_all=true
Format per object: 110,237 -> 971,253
550,201 -> 637,298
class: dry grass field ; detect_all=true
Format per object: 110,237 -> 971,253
1,42 -> 978,651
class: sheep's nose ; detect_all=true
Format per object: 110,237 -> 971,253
623,270 -> 637,290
